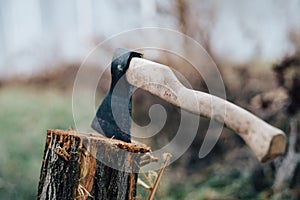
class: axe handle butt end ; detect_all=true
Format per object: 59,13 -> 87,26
261,133 -> 286,163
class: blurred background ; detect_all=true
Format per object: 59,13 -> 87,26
1,0 -> 300,199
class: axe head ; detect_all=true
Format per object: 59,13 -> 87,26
91,48 -> 142,142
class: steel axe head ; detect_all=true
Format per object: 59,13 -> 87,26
91,48 -> 142,142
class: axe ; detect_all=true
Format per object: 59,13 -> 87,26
92,48 -> 286,163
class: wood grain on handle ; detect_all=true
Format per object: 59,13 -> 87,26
126,57 -> 286,163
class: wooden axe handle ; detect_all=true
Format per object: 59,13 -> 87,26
126,57 -> 286,163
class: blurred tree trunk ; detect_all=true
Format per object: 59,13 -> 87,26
176,0 -> 187,35
273,118 -> 300,191
37,129 -> 151,200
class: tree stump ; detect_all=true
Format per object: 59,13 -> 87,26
37,129 -> 151,200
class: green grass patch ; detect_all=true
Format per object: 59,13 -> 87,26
0,86 -> 74,199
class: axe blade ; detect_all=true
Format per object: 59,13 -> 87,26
91,48 -> 142,142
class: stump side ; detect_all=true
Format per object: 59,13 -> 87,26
37,129 -> 151,200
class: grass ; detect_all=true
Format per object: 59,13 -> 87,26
0,86 -> 74,199
155,169 -> 259,200
0,85 -> 295,200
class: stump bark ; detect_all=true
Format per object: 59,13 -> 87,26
37,129 -> 151,200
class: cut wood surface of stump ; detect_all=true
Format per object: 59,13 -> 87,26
37,129 -> 151,200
